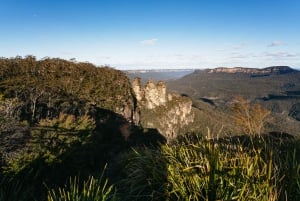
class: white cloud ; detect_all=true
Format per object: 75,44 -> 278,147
98,56 -> 111,60
264,52 -> 297,58
230,54 -> 249,59
60,51 -> 73,55
216,43 -> 247,51
215,48 -> 226,52
233,43 -> 247,50
140,38 -> 158,46
268,41 -> 284,47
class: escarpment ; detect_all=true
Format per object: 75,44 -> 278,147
207,66 -> 296,74
132,78 -> 194,139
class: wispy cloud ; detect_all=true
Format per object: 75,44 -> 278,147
60,51 -> 73,55
264,51 -> 297,58
230,54 -> 249,59
227,51 -> 299,64
140,38 -> 158,46
215,48 -> 226,52
98,56 -> 111,60
214,43 -> 247,52
268,41 -> 284,47
233,43 -> 247,50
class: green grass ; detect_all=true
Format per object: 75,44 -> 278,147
1,133 -> 299,201
116,134 -> 300,201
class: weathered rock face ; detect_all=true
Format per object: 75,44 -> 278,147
289,103 -> 300,121
156,81 -> 167,104
132,78 -> 194,139
133,78 -> 167,109
156,97 -> 194,139
115,103 -> 140,125
132,78 -> 143,102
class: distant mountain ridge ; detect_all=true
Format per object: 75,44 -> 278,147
206,66 -> 297,74
124,69 -> 195,83
125,69 -> 195,73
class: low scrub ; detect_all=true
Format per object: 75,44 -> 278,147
0,133 -> 299,200
116,134 -> 300,201
47,165 -> 116,201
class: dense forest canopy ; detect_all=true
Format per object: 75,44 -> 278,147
0,56 -> 135,123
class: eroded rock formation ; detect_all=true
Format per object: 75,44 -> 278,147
133,78 -> 167,109
132,78 -> 194,139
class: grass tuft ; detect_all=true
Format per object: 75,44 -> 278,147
116,134 -> 300,201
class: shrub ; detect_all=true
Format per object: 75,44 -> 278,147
231,96 -> 270,135
116,148 -> 168,200
39,113 -> 95,131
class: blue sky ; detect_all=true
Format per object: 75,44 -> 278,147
0,0 -> 300,69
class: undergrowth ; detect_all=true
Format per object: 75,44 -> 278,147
0,133 -> 299,201
116,133 -> 300,201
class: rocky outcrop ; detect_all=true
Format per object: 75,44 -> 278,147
207,66 -> 296,74
289,103 -> 300,121
133,78 -> 167,109
132,78 -> 194,139
132,78 -> 144,102
115,103 -> 140,125
157,96 -> 194,139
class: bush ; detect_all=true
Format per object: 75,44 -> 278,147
39,113 -> 95,131
116,148 -> 168,200
231,96 -> 270,136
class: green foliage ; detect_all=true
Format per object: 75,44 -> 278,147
47,166 -> 115,201
0,56 -> 134,189
116,134 -> 300,201
39,113 -> 96,131
116,148 -> 168,200
0,56 -> 134,123
2,113 -> 95,175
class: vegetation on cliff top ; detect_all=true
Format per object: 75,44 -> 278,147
0,55 -> 135,122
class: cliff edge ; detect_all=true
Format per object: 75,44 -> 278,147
207,66 -> 296,74
132,78 -> 194,139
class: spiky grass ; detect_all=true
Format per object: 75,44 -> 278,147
117,134 -> 300,201
47,165 -> 115,201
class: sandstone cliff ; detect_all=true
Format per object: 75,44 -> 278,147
133,78 -> 167,109
132,78 -> 194,139
207,66 -> 295,74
